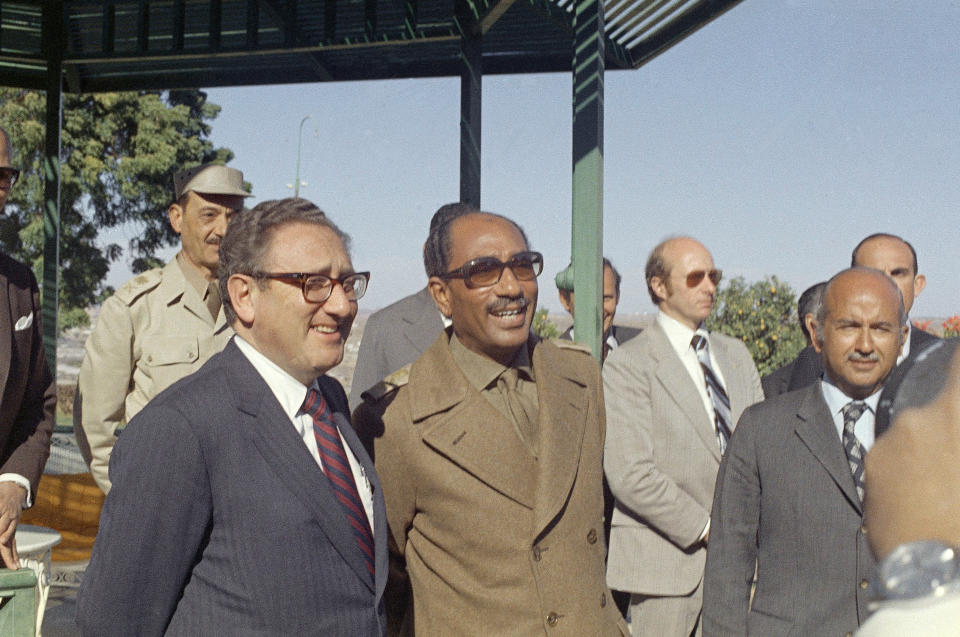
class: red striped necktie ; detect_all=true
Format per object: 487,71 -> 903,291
302,387 -> 375,582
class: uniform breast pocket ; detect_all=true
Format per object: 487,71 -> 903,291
140,337 -> 201,393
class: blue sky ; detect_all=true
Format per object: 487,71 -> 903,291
107,1 -> 960,319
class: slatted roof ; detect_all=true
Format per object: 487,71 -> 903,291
0,0 -> 743,92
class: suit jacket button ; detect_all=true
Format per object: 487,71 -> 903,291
860,579 -> 869,590
532,546 -> 542,561
860,524 -> 867,534
587,528 -> 598,544
546,612 -> 560,627
600,593 -> 607,607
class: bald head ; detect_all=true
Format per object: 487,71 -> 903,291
812,268 -> 907,399
646,236 -> 718,330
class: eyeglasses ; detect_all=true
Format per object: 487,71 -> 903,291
684,269 -> 722,288
253,271 -> 370,303
0,168 -> 19,187
441,251 -> 543,289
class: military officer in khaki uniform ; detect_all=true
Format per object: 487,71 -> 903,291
75,164 -> 250,493
354,211 -> 628,636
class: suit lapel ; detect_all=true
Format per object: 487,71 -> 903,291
228,344 -> 376,592
0,268 -> 11,396
709,335 -> 745,426
649,324 -> 721,462
793,383 -> 862,514
531,340 -> 587,537
414,336 -> 537,509
402,288 -> 443,355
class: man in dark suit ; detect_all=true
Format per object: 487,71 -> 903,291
78,198 -> 387,636
556,257 -> 641,361
0,127 -> 55,571
760,281 -> 825,397
785,233 -> 937,392
702,267 -> 908,636
349,202 -> 475,409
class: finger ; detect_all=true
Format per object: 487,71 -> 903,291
0,539 -> 18,570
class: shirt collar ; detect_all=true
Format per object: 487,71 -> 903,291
176,251 -> 213,299
820,373 -> 883,417
233,335 -> 316,421
448,333 -> 534,392
657,310 -> 701,357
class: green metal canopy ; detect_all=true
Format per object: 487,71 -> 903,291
2,0 -> 741,90
1,0 -> 744,367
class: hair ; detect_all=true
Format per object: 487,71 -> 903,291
645,237 -> 679,305
422,202 -> 478,276
0,126 -> 12,163
423,211 -> 530,278
814,267 -> 907,344
219,197 -> 350,325
851,233 -> 918,275
797,281 -> 827,341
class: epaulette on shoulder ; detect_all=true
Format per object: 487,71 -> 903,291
361,364 -> 412,403
113,268 -> 163,306
550,338 -> 593,355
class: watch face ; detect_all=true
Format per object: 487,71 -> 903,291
876,540 -> 960,601
876,338 -> 958,437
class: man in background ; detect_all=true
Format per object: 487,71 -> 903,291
761,280 -> 825,397
0,127 -> 55,570
75,163 -> 249,492
603,236 -> 763,636
349,202 -> 476,409
556,257 -> 641,361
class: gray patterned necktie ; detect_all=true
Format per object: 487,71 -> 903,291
841,401 -> 868,503
691,334 -> 732,453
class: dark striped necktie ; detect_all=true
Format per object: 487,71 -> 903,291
841,400 -> 868,504
302,387 -> 375,582
691,334 -> 733,453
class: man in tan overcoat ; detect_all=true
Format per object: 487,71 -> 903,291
355,211 -> 628,636
75,163 -> 249,492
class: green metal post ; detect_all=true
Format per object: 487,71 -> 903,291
459,31 -> 481,208
571,0 -> 605,361
42,1 -> 64,377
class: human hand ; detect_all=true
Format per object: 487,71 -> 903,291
0,482 -> 25,569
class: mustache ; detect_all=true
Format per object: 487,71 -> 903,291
487,296 -> 530,312
205,238 -> 221,246
848,351 -> 879,362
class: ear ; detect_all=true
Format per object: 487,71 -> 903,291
168,202 -> 184,235
898,323 -> 909,357
913,273 -> 926,298
650,276 -> 669,303
808,315 -> 824,353
227,274 -> 257,325
428,276 -> 453,318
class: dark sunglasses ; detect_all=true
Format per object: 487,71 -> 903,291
441,251 -> 544,289
685,269 -> 722,288
0,168 -> 19,186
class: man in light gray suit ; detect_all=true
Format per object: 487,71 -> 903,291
349,202 -> 476,409
702,267 -> 907,636
604,236 -> 763,636
78,198 -> 387,636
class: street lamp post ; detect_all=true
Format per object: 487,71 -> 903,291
294,115 -> 311,198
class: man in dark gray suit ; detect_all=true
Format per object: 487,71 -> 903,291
349,202 -> 475,409
78,198 -> 387,636
785,233 -> 937,392
702,267 -> 908,636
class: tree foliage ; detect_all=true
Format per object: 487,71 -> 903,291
532,306 -> 560,340
0,89 -> 236,329
705,275 -> 806,376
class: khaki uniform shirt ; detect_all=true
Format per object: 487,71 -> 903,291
75,255 -> 232,492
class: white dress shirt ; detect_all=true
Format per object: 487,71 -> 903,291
234,336 -> 374,527
820,374 -> 881,452
657,311 -> 729,427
